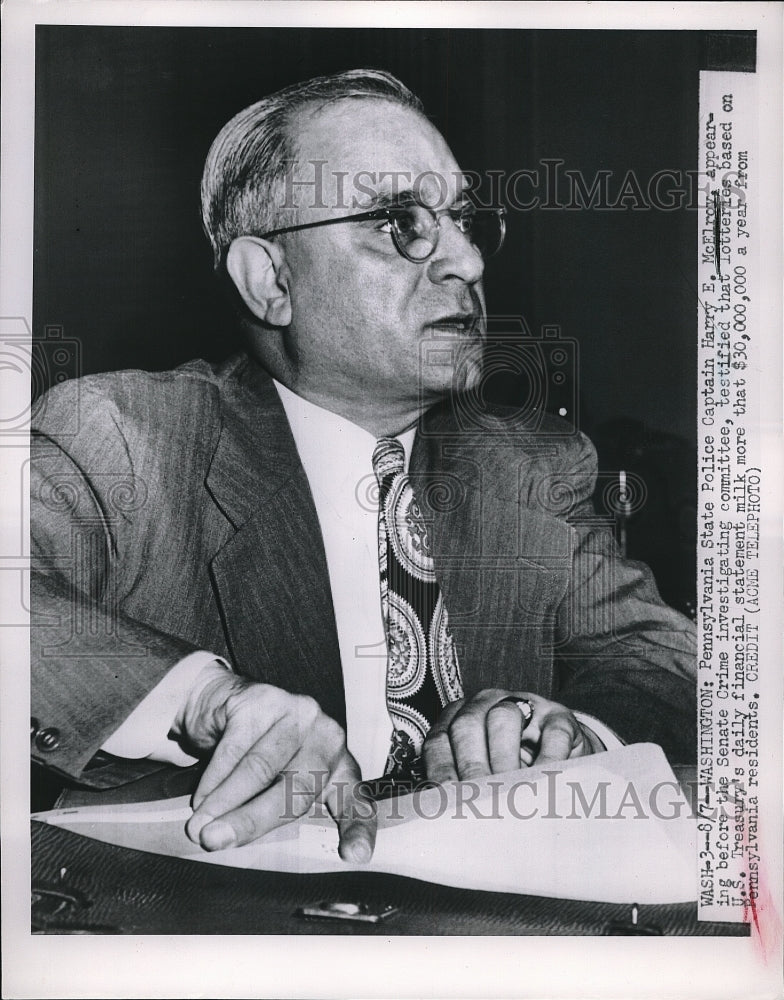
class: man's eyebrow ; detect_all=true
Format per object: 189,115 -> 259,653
362,189 -> 417,211
362,187 -> 473,212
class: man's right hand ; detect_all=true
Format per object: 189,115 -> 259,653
175,667 -> 376,863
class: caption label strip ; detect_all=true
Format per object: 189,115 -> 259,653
697,70 -> 760,924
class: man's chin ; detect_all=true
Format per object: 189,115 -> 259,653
419,362 -> 483,410
418,331 -> 484,399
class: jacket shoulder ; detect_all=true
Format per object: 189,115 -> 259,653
30,356 -> 251,507
34,355 -> 242,428
31,355 -> 250,450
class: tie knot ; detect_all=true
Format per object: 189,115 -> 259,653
372,437 -> 405,485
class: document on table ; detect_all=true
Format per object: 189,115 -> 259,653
33,743 -> 698,904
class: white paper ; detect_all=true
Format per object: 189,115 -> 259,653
34,744 -> 697,904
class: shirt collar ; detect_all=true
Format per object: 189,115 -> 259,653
272,379 -> 416,472
272,379 -> 416,481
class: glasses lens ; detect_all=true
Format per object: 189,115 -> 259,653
460,208 -> 505,258
390,205 -> 506,261
390,205 -> 437,261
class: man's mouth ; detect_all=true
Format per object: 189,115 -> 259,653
429,313 -> 484,336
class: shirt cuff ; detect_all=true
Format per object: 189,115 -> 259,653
573,711 -> 625,752
101,651 -> 232,766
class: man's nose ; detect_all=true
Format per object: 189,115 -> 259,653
426,217 -> 485,286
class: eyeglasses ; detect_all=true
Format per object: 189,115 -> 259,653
258,203 -> 506,263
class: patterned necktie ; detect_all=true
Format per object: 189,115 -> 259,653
372,437 -> 464,782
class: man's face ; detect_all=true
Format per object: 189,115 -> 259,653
276,99 -> 486,418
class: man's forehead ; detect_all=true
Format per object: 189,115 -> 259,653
289,98 -> 465,212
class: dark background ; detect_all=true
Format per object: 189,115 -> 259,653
33,27 -> 727,616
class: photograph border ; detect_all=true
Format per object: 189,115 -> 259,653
2,2 -> 782,998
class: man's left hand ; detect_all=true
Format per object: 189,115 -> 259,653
422,689 -> 605,782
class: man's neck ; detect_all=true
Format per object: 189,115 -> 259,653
244,344 -> 435,437
275,376 -> 428,438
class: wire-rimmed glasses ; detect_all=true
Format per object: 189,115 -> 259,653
259,202 -> 506,263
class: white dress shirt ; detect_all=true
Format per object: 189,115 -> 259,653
105,382 -> 620,776
272,380 -> 416,777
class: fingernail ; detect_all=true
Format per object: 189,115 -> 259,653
186,811 -> 213,842
345,839 -> 372,864
200,820 -> 236,851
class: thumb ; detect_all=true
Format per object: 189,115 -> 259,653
323,753 -> 377,863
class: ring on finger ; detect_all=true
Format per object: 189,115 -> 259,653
498,695 -> 534,727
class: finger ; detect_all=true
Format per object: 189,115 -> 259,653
534,714 -> 579,765
190,762 -> 325,850
486,699 -> 524,774
423,728 -> 457,782
514,692 -> 550,765
448,699 -> 494,780
423,699 -> 464,782
520,716 -> 542,767
575,723 -> 605,756
191,712 -> 300,819
519,745 -> 536,767
185,719 -> 300,849
323,753 -> 377,864
192,707 -> 285,811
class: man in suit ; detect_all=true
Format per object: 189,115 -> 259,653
31,69 -> 696,864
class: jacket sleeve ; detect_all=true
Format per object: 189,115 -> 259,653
31,380 -> 199,787
547,431 -> 697,763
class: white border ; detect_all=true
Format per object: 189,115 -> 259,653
2,3 -> 782,998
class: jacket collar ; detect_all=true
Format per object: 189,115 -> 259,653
205,356 -> 305,527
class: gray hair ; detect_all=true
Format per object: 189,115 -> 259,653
200,68 -> 424,268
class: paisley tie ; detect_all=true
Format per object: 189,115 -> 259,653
372,437 -> 464,782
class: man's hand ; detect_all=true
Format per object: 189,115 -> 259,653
175,669 -> 376,862
423,689 -> 605,782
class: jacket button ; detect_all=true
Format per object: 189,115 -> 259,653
35,727 -> 61,752
30,717 -> 40,739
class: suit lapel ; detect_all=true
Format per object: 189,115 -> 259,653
410,410 -> 568,699
205,360 -> 346,727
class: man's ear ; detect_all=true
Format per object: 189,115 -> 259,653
225,237 -> 292,327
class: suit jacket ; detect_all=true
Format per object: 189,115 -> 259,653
31,353 -> 697,785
